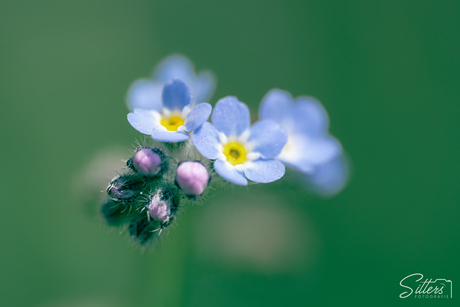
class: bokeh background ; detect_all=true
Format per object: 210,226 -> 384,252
1,0 -> 459,306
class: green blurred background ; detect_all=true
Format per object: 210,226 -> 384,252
1,0 -> 459,306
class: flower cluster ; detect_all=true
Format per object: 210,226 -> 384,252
102,145 -> 211,245
102,54 -> 349,246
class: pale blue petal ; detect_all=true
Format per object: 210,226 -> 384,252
151,130 -> 189,143
191,122 -> 221,159
277,135 -> 342,173
259,89 -> 293,123
292,96 -> 329,136
244,159 -> 285,183
126,80 -> 163,112
192,70 -> 216,103
214,159 -> 248,186
184,103 -> 212,132
259,90 -> 330,137
154,54 -> 194,84
303,154 -> 350,196
127,109 -> 157,135
299,135 -> 342,165
162,79 -> 192,111
283,160 -> 315,174
247,120 -> 288,159
212,96 -> 250,137
279,134 -> 342,173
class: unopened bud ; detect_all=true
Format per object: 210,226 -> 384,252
175,161 -> 210,199
147,185 -> 180,225
134,147 -> 161,175
148,194 -> 171,223
128,146 -> 168,178
107,174 -> 143,202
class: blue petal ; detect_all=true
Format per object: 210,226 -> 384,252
184,103 -> 212,132
162,79 -> 192,111
127,109 -> 157,135
212,96 -> 250,137
247,120 -> 288,159
191,122 -> 221,159
192,70 -> 216,103
126,80 -> 163,112
244,159 -> 285,183
259,89 -> 293,124
151,130 -> 189,143
154,54 -> 216,104
283,160 -> 314,174
279,134 -> 342,173
292,96 -> 329,136
259,89 -> 330,137
154,54 -> 194,84
214,159 -> 248,186
303,154 -> 350,196
298,135 -> 342,165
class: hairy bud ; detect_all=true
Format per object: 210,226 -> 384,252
127,146 -> 168,178
147,185 -> 181,226
106,174 -> 144,202
175,161 -> 210,199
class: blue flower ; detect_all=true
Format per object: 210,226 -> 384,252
259,89 -> 348,194
192,96 -> 288,186
127,54 -> 216,111
128,79 -> 212,142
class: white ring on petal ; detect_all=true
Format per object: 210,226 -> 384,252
235,164 -> 246,172
181,106 -> 191,118
155,125 -> 168,132
238,129 -> 251,143
217,153 -> 226,160
246,152 -> 261,161
218,132 -> 228,145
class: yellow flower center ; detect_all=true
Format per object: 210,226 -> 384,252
160,115 -> 185,131
223,141 -> 247,165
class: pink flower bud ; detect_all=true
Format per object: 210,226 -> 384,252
133,148 -> 162,176
175,161 -> 210,198
148,194 -> 171,223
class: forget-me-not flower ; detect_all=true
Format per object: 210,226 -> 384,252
128,79 -> 212,142
192,96 -> 287,186
259,89 -> 348,194
127,54 -> 216,111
